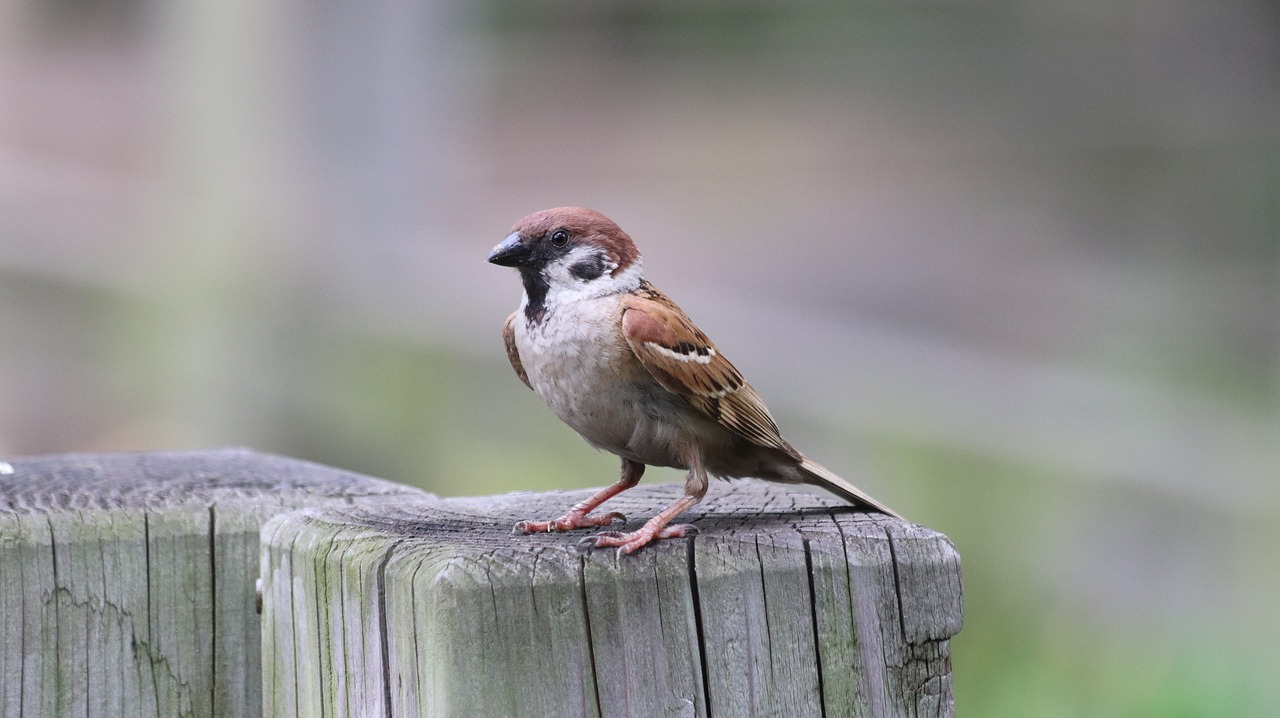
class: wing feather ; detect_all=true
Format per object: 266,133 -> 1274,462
621,285 -> 795,455
503,312 -> 532,389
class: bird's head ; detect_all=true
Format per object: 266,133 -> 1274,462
488,207 -> 644,309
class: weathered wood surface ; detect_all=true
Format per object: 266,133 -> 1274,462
0,449 -> 427,718
262,481 -> 963,718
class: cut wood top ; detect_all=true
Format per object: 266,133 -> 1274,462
0,447 -> 425,513
294,478 -> 938,553
271,478 -> 963,648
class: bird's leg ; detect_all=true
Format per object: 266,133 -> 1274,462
513,458 -> 643,534
587,451 -> 709,555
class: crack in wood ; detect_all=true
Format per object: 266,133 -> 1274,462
686,536 -> 714,718
207,505 -> 217,718
576,556 -> 605,718
885,528 -> 909,645
375,541 -> 401,718
803,538 -> 829,718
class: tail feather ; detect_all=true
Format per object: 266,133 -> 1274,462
798,457 -> 902,519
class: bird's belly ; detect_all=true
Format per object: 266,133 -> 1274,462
541,367 -> 686,468
521,314 -> 688,468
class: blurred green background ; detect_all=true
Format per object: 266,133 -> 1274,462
2,0 -> 1277,714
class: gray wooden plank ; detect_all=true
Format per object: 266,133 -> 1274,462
803,529 -> 872,718
214,506 -> 271,718
329,520 -> 397,717
883,522 -> 963,718
430,546 -> 599,716
580,540 -> 705,718
259,510 -> 300,718
0,448 -> 427,718
693,531 -> 825,717
262,479 -> 962,718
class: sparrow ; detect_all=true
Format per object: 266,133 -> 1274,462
488,207 -> 900,554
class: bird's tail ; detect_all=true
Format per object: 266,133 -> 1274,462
798,457 -> 903,519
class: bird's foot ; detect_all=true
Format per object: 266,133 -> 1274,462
513,509 -> 627,535
579,523 -> 697,555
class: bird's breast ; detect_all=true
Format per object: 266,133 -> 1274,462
514,297 -> 689,468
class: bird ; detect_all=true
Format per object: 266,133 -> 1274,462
488,207 -> 900,554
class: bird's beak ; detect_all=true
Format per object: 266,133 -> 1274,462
487,232 -> 533,267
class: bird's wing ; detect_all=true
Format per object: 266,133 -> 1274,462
503,312 -> 532,389
621,285 -> 796,456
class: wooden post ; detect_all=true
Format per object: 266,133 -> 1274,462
0,449 -> 427,718
262,481 -> 963,717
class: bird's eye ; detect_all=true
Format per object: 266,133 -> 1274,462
550,229 -> 570,247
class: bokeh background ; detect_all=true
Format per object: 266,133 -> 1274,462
2,0 -> 1277,714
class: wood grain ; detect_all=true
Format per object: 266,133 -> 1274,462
262,480 -> 963,717
0,449 -> 426,718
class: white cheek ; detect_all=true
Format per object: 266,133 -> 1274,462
543,246 -> 609,288
542,250 -> 643,307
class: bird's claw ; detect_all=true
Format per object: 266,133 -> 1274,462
576,533 -> 608,551
513,511 -> 627,535
593,511 -> 627,527
576,523 -> 698,555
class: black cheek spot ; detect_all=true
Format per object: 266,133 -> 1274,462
568,256 -> 607,281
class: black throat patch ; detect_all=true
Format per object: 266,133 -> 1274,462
520,269 -> 550,324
